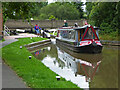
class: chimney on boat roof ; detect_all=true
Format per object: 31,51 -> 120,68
85,20 -> 88,25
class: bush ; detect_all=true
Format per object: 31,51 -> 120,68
100,22 -> 113,34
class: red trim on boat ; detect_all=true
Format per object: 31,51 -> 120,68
81,26 -> 99,41
81,27 -> 89,41
90,26 -> 99,40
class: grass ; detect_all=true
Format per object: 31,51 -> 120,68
50,32 -> 57,36
0,38 -> 5,42
99,34 -> 119,41
2,37 -> 80,88
2,38 -> 5,42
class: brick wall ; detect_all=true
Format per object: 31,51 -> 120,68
0,3 -> 2,35
5,19 -> 85,30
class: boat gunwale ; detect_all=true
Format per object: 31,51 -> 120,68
56,38 -> 103,53
56,38 -> 102,48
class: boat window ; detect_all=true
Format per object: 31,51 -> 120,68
80,29 -> 85,40
60,30 -> 75,40
60,30 -> 68,38
80,30 -> 84,39
83,28 -> 97,39
69,31 -> 75,40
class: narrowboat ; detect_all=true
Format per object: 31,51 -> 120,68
56,25 -> 103,53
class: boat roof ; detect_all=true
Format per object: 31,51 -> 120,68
74,25 -> 99,30
58,27 -> 74,30
58,25 -> 99,30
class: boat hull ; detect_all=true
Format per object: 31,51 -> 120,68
56,39 -> 103,53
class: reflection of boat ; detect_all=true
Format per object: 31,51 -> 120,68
56,25 -> 103,53
57,47 -> 101,82
34,50 -> 41,55
56,44 -> 102,63
32,42 -> 102,82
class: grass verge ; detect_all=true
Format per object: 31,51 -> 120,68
99,34 -> 119,41
0,38 -> 5,42
2,38 -> 5,42
2,37 -> 80,88
50,32 -> 57,36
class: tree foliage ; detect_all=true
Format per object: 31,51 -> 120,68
86,2 -> 119,38
2,2 -> 84,21
2,2 -> 48,23
71,2 -> 84,18
35,2 -> 84,20
2,2 -> 85,20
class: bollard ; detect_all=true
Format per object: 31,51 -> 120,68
29,56 -> 32,59
56,76 -> 60,81
75,72 -> 77,77
20,46 -> 22,49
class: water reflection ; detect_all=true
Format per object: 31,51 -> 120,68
57,47 -> 102,82
32,43 -> 103,88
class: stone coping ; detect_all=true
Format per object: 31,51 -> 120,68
101,40 -> 120,46
24,39 -> 51,47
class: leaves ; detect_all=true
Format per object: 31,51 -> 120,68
86,2 -> 119,39
37,2 -> 83,20
2,2 -> 48,23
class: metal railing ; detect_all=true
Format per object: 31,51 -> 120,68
4,25 -> 10,36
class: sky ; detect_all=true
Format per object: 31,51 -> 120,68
81,0 -> 86,12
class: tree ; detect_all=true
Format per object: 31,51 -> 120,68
49,15 -> 58,20
86,2 -> 94,18
38,2 -> 82,20
71,2 -> 84,18
86,2 -> 119,39
2,2 -> 48,24
30,2 -> 48,18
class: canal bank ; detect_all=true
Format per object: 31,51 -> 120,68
1,37 -> 119,89
1,38 -> 80,88
101,40 -> 120,46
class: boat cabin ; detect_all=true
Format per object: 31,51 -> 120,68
57,25 -> 100,45
56,25 -> 102,53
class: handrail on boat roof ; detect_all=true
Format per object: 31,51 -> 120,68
74,25 -> 99,30
58,25 -> 99,30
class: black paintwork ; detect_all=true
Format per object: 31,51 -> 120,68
56,39 -> 103,54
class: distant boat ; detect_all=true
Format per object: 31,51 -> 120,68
56,25 -> 103,53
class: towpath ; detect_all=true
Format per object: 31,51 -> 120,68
0,33 -> 37,89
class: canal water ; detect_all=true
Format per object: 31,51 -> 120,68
30,39 -> 118,88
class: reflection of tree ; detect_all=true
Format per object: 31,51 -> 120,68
32,43 -> 104,84
55,58 -> 65,69
57,44 -> 102,82
32,44 -> 58,60
48,44 -> 58,58
90,48 -> 118,88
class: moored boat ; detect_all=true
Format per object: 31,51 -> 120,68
56,25 -> 103,53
